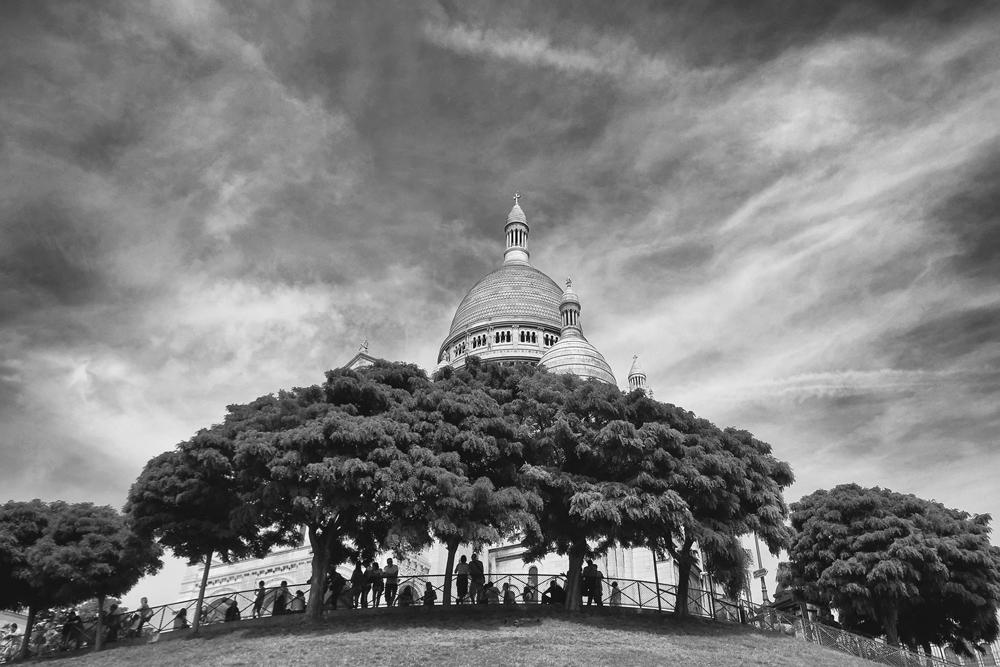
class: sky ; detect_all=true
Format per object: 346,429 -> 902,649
1,0 -> 999,610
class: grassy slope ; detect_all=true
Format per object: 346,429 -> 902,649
52,607 -> 873,667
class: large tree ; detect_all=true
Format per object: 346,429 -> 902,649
623,392 -> 794,617
0,501 -> 161,656
513,369 -> 690,611
781,484 -> 1000,651
412,360 -> 541,605
230,361 -> 439,620
126,428 -> 284,633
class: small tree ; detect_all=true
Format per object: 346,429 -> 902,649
0,500 -> 55,659
0,501 -> 161,655
126,429 -> 282,633
782,484 -> 1000,650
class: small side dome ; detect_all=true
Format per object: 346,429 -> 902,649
538,277 -> 616,385
539,337 -> 617,385
628,355 -> 648,393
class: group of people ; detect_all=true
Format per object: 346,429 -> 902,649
325,559 -> 401,610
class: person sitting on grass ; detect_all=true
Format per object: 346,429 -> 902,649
225,599 -> 241,622
423,582 -> 437,606
483,581 -> 500,604
398,586 -> 415,607
290,591 -> 306,613
172,608 -> 189,630
542,579 -> 565,605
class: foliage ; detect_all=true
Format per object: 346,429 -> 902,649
126,429 -> 282,632
512,370 -> 691,610
781,484 -> 1000,652
411,358 -> 541,603
230,361 -> 439,619
0,500 -> 161,654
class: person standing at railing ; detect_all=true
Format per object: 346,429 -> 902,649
370,562 -> 385,607
383,558 -> 399,607
582,561 -> 604,607
361,563 -> 377,609
252,581 -> 266,618
351,563 -> 365,609
60,610 -> 84,651
609,582 -> 622,607
469,553 -> 486,604
273,581 -> 291,615
502,583 -> 516,605
453,555 -> 470,604
128,597 -> 153,638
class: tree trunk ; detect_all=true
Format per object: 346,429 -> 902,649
564,545 -> 586,612
674,544 -> 695,619
19,603 -> 36,660
193,549 -> 213,634
94,594 -> 105,652
307,526 -> 333,621
878,606 -> 900,646
442,539 -> 459,606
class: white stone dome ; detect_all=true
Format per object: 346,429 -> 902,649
538,331 -> 616,384
445,263 -> 562,340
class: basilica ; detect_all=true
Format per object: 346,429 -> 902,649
177,196 -> 711,606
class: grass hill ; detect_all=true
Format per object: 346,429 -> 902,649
43,606 -> 873,667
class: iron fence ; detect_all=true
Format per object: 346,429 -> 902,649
745,609 -> 1000,667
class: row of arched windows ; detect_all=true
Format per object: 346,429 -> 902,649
446,330 -> 561,361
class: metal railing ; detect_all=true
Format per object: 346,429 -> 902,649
745,609 -> 999,667
0,573 -> 745,662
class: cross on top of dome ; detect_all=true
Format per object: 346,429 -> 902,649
513,191 -> 521,204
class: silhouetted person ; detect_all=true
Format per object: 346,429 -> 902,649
582,560 -> 604,607
398,586 -> 415,607
383,558 -> 399,606
329,570 -> 347,609
61,610 -> 84,651
172,608 -> 189,630
542,579 -> 565,605
369,561 -> 384,607
225,599 -> 241,622
290,590 -> 306,613
503,583 -> 516,605
273,581 -> 290,615
423,582 -> 437,606
610,582 -> 622,607
454,555 -> 470,603
253,581 -> 266,618
469,553 -> 485,603
351,563 -> 366,609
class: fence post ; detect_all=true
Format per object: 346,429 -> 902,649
651,546 -> 662,614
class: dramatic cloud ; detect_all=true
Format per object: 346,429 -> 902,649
1,0 -> 998,604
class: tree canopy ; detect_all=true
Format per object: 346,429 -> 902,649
0,500 -> 161,655
781,484 -> 1000,653
125,427 -> 282,632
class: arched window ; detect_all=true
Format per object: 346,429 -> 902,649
531,332 -> 537,344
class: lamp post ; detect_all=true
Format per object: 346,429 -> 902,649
754,533 -> 770,605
